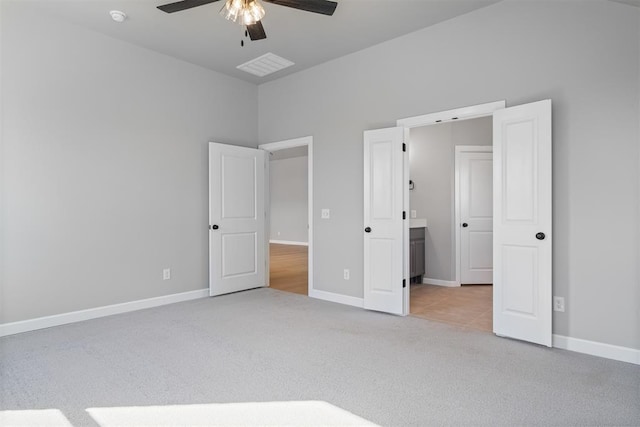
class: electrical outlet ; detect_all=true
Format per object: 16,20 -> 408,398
553,296 -> 565,312
163,268 -> 171,280
321,209 -> 330,219
343,269 -> 350,280
411,210 -> 417,219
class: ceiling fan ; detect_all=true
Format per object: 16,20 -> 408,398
157,0 -> 338,42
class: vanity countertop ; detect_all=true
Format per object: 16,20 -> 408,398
410,218 -> 427,229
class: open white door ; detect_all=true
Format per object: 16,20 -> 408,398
209,142 -> 266,297
363,127 -> 406,315
493,100 -> 552,346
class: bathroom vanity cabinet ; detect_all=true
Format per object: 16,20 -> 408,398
409,227 -> 425,282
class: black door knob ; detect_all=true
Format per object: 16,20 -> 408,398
462,223 -> 468,228
212,224 -> 219,230
536,232 -> 545,240
364,227 -> 372,233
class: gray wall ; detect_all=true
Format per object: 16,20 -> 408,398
259,1 -> 640,350
270,154 -> 308,243
2,0 -> 639,352
0,3 -> 258,323
410,117 -> 492,282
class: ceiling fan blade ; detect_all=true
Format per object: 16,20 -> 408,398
157,0 -> 220,14
247,21 -> 267,41
263,0 -> 337,16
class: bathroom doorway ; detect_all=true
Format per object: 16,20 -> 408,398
407,117 -> 493,331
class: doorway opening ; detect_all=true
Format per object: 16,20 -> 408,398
399,106 -> 499,332
259,137 -> 313,296
363,99 -> 551,345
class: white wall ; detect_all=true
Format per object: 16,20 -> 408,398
410,117 -> 492,282
259,0 -> 640,350
0,3 -> 258,323
270,155 -> 308,243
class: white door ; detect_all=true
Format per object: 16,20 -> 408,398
459,149 -> 493,284
363,127 -> 406,315
493,100 -> 552,347
209,142 -> 266,297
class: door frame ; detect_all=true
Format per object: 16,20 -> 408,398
259,136 -> 314,295
396,100 -> 505,314
454,145 -> 493,286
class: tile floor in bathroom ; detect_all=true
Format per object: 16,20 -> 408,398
410,283 -> 493,332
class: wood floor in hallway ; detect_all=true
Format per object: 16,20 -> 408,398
269,243 -> 308,295
410,283 -> 493,332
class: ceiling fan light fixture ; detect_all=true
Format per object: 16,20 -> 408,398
220,0 -> 265,26
245,1 -> 265,25
220,0 -> 242,22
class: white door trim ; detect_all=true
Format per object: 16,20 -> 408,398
403,128 -> 411,315
259,136 -> 313,296
454,146 -> 493,286
397,100 -> 506,128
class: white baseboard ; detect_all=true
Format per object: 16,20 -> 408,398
269,240 -> 309,246
309,289 -> 364,308
422,278 -> 460,287
0,289 -> 209,338
553,334 -> 640,365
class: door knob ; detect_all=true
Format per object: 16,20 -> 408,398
211,224 -> 219,230
536,232 -> 545,240
462,223 -> 468,228
364,227 -> 372,233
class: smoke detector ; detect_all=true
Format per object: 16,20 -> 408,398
110,10 -> 127,23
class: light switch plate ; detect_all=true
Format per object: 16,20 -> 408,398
321,209 -> 330,219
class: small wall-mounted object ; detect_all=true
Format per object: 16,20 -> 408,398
110,10 -> 127,23
409,180 -> 415,191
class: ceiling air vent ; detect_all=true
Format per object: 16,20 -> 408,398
237,53 -> 294,77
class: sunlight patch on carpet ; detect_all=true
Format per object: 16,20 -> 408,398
86,401 -> 377,426
0,409 -> 73,427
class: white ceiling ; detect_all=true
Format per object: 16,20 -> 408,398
610,0 -> 640,7
17,0 -> 502,84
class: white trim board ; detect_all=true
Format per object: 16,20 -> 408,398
269,240 -> 309,246
553,334 -> 640,365
422,278 -> 460,287
259,136 -> 312,151
397,100 -> 505,128
309,289 -> 364,308
0,289 -> 208,337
